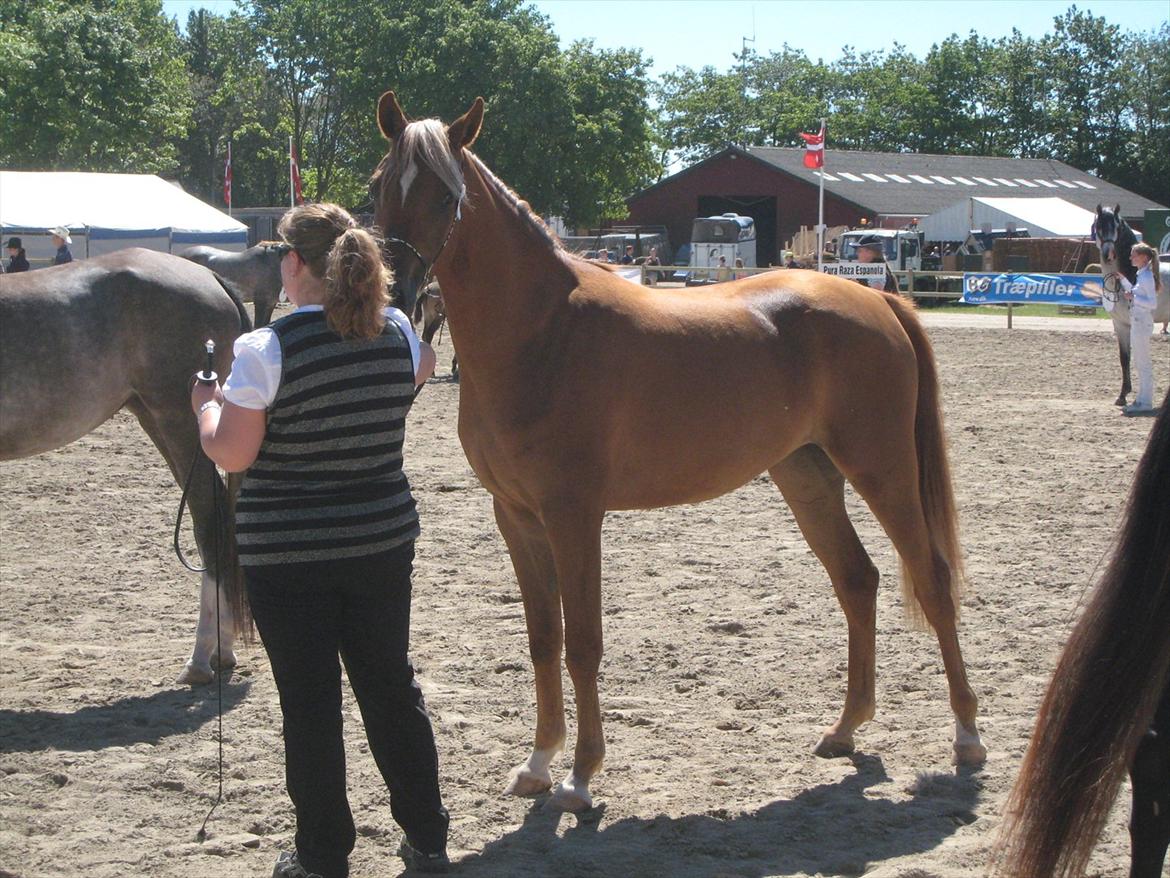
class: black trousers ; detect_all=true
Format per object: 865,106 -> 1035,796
245,542 -> 449,878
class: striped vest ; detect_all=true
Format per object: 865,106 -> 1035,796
236,310 -> 419,565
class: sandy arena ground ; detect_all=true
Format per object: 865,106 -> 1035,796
1,315 -> 1167,878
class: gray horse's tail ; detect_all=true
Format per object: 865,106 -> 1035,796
211,272 -> 253,640
211,272 -> 254,334
220,469 -> 252,641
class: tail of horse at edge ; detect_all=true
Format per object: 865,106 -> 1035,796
995,388 -> 1170,878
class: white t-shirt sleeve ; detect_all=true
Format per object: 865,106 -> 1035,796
223,327 -> 282,410
384,306 -> 421,375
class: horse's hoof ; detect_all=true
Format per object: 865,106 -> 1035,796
210,650 -> 237,672
545,777 -> 592,813
953,739 -> 988,766
1115,396 -> 1128,406
813,732 -> 856,758
504,766 -> 553,798
176,661 -> 215,686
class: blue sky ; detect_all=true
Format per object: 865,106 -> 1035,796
161,0 -> 1168,76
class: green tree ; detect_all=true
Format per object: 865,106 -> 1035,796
0,0 -> 190,173
1113,22 -> 1170,205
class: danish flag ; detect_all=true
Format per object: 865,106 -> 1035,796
800,123 -> 825,169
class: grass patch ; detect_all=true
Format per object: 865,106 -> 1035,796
918,300 -> 1110,319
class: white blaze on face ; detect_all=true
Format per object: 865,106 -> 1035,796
400,158 -> 418,204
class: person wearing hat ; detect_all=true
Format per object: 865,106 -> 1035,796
5,237 -> 30,273
49,227 -> 74,265
854,234 -> 898,293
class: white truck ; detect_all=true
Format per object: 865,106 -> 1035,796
836,227 -> 924,272
685,213 -> 756,285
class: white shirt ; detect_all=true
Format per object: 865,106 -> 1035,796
223,305 -> 420,410
1119,265 -> 1158,312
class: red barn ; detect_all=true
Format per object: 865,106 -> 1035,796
624,146 -> 1163,267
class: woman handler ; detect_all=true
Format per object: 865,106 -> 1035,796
190,203 -> 447,877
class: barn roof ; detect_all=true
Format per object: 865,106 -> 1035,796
636,146 -> 1164,220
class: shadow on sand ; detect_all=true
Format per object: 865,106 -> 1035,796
444,754 -> 982,878
0,680 -> 252,753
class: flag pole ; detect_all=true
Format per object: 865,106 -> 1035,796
226,141 -> 232,217
816,119 -> 824,272
289,136 -> 294,209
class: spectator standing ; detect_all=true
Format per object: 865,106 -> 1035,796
620,244 -> 635,265
189,202 -> 449,877
644,246 -> 661,285
1114,242 -> 1162,415
854,235 -> 898,293
5,237 -> 30,273
48,227 -> 73,264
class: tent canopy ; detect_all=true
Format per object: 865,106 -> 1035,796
0,171 -> 247,258
920,196 -> 1096,243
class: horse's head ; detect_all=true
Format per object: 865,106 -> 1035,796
371,91 -> 483,313
1092,204 -> 1137,283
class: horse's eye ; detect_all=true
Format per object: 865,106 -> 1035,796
442,192 -> 454,208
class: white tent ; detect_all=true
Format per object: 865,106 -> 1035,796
920,196 -> 1097,243
0,171 -> 247,264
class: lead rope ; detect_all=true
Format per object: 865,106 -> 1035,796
174,342 -> 228,842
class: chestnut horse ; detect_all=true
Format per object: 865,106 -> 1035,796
372,92 -> 985,812
997,387 -> 1170,878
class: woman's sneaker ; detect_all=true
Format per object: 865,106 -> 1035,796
396,839 -> 450,873
272,851 -> 324,878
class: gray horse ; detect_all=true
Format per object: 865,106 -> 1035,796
0,249 -> 251,684
1091,204 -> 1170,405
180,243 -> 284,328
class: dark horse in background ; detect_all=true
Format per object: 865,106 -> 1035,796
180,243 -> 284,328
1091,205 -> 1170,406
997,386 -> 1170,878
0,249 -> 251,684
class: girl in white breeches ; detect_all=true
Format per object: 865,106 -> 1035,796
1116,243 -> 1163,412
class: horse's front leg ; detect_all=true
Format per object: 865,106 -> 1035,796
494,498 -> 566,798
543,502 -> 605,813
1116,324 -> 1133,406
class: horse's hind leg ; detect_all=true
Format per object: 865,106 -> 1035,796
770,446 -> 880,758
1129,686 -> 1170,878
847,458 -> 985,765
127,399 -> 236,684
493,497 -> 567,799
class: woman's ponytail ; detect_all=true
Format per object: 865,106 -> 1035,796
325,227 -> 392,340
277,203 -> 394,340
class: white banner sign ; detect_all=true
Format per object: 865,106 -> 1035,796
821,261 -> 888,288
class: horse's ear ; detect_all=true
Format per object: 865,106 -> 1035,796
448,97 -> 484,151
1113,204 -> 1121,217
1096,203 -> 1103,216
377,91 -> 408,142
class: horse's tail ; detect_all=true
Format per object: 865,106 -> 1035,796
219,469 -> 253,642
881,292 -> 965,626
995,390 -> 1170,878
210,271 -> 253,641
211,272 -> 254,334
